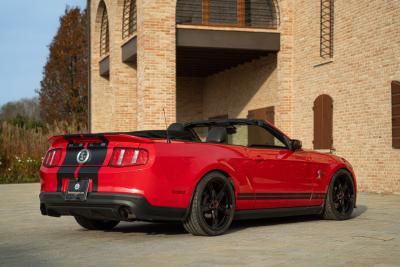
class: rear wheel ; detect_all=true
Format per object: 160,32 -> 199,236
184,172 -> 235,236
323,170 -> 355,220
74,216 -> 119,231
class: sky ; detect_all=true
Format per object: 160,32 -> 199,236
0,0 -> 86,106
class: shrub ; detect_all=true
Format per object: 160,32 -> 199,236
0,121 -> 86,184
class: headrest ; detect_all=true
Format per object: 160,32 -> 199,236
206,127 -> 227,144
167,123 -> 185,132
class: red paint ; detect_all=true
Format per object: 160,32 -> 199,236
40,122 -> 357,211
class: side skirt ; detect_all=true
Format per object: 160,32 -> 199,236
234,205 -> 324,221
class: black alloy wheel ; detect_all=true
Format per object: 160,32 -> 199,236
184,172 -> 235,236
323,169 -> 355,220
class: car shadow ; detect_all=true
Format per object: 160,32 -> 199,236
351,204 -> 367,218
227,204 -> 368,234
110,205 -> 368,236
227,215 -> 321,234
112,221 -> 187,235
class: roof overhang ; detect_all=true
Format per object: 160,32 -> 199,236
177,28 -> 280,77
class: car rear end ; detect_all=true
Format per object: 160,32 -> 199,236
39,133 -> 187,222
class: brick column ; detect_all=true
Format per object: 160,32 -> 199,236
109,0 -> 138,132
136,0 -> 177,130
90,0 -> 115,133
276,0 -> 294,136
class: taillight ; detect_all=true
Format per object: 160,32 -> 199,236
109,148 -> 149,167
43,149 -> 62,168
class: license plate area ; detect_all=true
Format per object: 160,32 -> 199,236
65,179 -> 90,201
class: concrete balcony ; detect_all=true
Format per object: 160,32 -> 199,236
176,26 -> 280,77
121,36 -> 137,64
99,56 -> 110,78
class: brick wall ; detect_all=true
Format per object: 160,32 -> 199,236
202,55 -> 278,120
89,0 -> 400,193
90,0 -> 137,133
136,0 -> 176,130
292,0 -> 400,193
177,77 -> 204,122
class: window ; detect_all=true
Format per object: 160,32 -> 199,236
320,0 -> 334,59
245,0 -> 278,28
176,0 -> 203,24
392,81 -> 400,149
122,0 -> 137,39
191,124 -> 286,148
176,0 -> 279,28
209,0 -> 238,25
313,94 -> 333,149
100,3 -> 110,57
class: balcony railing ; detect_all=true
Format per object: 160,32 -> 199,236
176,0 -> 280,29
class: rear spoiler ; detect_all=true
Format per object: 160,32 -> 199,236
49,133 -> 154,146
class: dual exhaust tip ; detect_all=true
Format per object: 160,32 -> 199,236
118,206 -> 135,221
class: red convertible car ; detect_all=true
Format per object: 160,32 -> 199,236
40,119 -> 356,236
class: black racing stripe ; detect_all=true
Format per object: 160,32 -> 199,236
56,143 -> 84,192
238,193 -> 326,201
77,138 -> 109,192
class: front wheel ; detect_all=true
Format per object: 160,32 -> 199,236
323,169 -> 355,220
184,172 -> 235,236
74,216 -> 120,231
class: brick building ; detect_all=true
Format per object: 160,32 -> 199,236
88,0 -> 400,193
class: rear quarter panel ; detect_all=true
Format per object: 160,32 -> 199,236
141,141 -> 254,209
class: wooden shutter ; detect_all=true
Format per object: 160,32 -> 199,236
313,95 -> 333,149
392,81 -> 400,149
247,106 -> 275,124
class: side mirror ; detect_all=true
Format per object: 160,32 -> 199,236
291,139 -> 302,151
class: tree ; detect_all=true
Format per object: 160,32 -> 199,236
39,7 -> 88,126
0,97 -> 40,122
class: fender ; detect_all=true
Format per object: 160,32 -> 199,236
191,161 -> 244,198
324,164 -> 357,193
183,165 -> 239,220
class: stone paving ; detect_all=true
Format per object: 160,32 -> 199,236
0,183 -> 399,267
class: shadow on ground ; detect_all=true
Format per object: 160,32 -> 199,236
110,205 -> 367,236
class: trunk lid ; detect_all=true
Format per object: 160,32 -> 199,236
49,133 -> 153,167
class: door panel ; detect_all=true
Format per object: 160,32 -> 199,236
247,148 -> 315,209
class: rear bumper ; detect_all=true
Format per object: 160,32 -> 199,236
40,192 -> 186,222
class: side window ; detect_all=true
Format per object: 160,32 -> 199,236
191,124 -> 286,148
246,125 -> 286,148
192,127 -> 209,142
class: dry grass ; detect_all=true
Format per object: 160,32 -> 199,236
0,121 -> 86,183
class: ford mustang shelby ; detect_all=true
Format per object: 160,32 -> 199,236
40,119 -> 356,236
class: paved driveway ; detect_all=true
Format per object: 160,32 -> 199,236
0,184 -> 399,267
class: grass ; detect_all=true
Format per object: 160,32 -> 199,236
0,121 -> 86,184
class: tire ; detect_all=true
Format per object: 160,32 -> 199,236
74,216 -> 120,231
323,169 -> 355,220
183,172 -> 235,236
